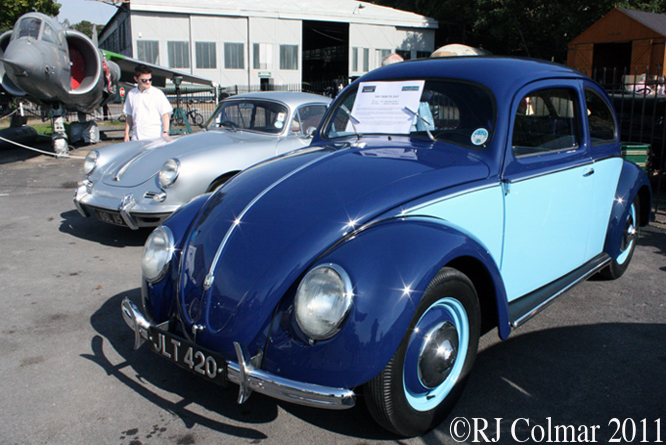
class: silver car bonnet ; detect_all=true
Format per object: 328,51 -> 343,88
101,131 -> 275,188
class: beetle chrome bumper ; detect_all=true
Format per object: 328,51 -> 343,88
121,297 -> 355,410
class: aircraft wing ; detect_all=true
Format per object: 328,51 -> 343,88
102,49 -> 216,88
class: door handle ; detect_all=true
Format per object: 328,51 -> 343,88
583,168 -> 595,177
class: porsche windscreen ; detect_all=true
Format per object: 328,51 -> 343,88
322,80 -> 496,149
207,100 -> 290,134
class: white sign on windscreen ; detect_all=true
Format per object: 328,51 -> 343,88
347,81 -> 425,134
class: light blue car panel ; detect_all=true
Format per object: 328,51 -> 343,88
403,184 -> 505,268
500,164 -> 595,301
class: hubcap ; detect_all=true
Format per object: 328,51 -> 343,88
418,321 -> 458,388
403,297 -> 469,411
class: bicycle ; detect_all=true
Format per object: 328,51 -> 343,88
174,100 -> 204,127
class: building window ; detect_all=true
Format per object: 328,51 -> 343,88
351,47 -> 358,72
377,49 -> 391,66
136,40 -> 159,65
363,48 -> 369,72
168,41 -> 190,69
416,51 -> 430,59
196,42 -> 216,69
225,42 -> 245,69
253,43 -> 272,70
280,44 -> 298,70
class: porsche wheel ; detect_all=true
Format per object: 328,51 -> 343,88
365,268 -> 480,437
601,197 -> 639,280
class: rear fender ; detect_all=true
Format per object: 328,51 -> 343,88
263,216 -> 509,389
604,160 -> 652,260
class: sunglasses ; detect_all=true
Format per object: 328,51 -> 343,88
139,78 -> 153,83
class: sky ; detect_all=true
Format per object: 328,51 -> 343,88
57,0 -> 118,26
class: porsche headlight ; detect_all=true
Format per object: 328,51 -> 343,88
82,150 -> 99,176
294,264 -> 353,341
158,158 -> 180,189
141,226 -> 175,283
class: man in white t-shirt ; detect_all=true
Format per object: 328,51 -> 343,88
124,64 -> 173,141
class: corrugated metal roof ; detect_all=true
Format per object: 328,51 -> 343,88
128,0 -> 438,28
619,8 -> 666,37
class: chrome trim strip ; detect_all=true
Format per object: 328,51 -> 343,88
120,297 -> 356,410
203,151 -> 338,290
502,159 -> 596,185
119,194 -> 139,230
400,182 -> 499,215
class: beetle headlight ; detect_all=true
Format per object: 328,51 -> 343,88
82,150 -> 99,176
158,158 -> 180,189
294,264 -> 353,341
141,226 -> 175,283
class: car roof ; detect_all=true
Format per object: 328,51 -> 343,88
358,56 -> 588,94
229,91 -> 332,107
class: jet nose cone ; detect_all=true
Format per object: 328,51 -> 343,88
2,39 -> 42,78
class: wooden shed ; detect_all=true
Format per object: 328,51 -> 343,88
567,8 -> 666,79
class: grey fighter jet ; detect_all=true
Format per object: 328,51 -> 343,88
0,12 -> 213,154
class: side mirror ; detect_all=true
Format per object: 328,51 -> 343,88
303,126 -> 317,138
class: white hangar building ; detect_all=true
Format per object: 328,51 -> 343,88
99,0 -> 438,89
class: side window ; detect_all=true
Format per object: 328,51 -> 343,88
293,105 -> 327,134
512,88 -> 580,157
585,89 -> 617,145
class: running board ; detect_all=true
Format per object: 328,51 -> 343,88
509,253 -> 611,328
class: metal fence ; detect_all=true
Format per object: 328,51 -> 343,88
591,66 -> 665,211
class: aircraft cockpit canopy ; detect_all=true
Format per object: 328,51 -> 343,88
12,16 -> 64,46
14,17 -> 41,39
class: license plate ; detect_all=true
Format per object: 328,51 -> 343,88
94,209 -> 127,227
148,327 -> 227,386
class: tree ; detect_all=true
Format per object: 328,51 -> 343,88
72,20 -> 98,38
0,0 -> 61,33
372,0 -> 666,62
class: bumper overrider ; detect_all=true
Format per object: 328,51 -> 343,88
121,298 -> 356,410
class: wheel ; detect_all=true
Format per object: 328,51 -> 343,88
174,115 -> 184,126
192,113 -> 204,127
600,197 -> 639,280
364,267 -> 480,437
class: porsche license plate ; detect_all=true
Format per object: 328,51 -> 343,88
94,209 -> 127,227
148,327 -> 227,386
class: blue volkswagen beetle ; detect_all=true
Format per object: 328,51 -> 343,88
122,57 -> 652,437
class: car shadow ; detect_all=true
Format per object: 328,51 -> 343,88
86,291 -> 666,442
59,210 -> 151,247
639,226 -> 666,272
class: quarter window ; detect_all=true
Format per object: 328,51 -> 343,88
512,88 -> 580,157
585,89 -> 617,145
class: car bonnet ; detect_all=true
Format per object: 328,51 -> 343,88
176,140 -> 491,353
101,131 -> 272,187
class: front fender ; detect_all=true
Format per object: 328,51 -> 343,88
263,216 -> 508,389
141,192 -> 213,323
604,160 -> 652,260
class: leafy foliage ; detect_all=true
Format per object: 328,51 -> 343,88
71,20 -> 98,38
373,0 -> 666,62
0,0 -> 61,33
